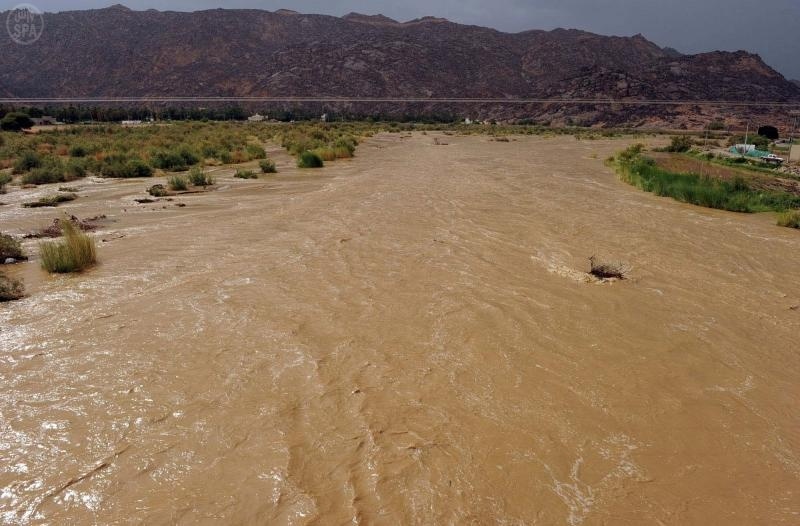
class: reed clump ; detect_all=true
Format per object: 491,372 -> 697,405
777,210 -> 800,229
39,219 -> 97,273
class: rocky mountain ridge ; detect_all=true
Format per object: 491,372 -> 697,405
0,6 -> 798,126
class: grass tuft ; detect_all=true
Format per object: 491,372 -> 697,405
234,169 -> 258,179
187,167 -> 214,186
777,210 -> 800,229
39,219 -> 97,273
167,175 -> 188,191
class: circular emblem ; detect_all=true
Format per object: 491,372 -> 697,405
7,4 -> 44,45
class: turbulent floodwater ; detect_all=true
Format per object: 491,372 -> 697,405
1,134 -> 799,525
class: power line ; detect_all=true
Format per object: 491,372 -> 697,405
1,97 -> 799,108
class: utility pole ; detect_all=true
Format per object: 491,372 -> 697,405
744,121 -> 750,146
742,121 -> 750,157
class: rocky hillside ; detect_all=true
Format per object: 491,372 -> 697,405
1,5 -> 798,126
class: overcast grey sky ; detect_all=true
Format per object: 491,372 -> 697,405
11,1 -> 800,79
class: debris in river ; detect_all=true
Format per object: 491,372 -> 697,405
0,271 -> 24,302
25,215 -> 108,239
22,193 -> 77,208
589,256 -> 629,280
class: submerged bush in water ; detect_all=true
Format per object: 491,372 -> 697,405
168,175 -> 189,191
234,169 -> 258,179
148,184 -> 168,197
0,272 -> 24,301
0,233 -> 24,260
22,193 -> 78,208
297,151 -> 324,169
0,173 -> 11,193
259,159 -> 277,173
187,167 -> 214,186
589,256 -> 628,280
39,219 -> 97,274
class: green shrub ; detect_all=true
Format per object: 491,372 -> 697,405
39,220 -> 97,273
0,272 -> 24,301
259,159 -> 277,173
22,158 -> 86,185
22,193 -> 77,208
0,173 -> 11,193
151,150 -> 186,171
234,169 -> 258,179
777,210 -> 800,229
69,144 -> 88,157
22,162 -> 64,185
297,151 -> 324,169
187,167 -> 214,186
665,136 -> 693,153
100,156 -> 153,178
127,159 -> 154,178
178,147 -> 200,166
151,146 -> 200,171
64,159 -> 87,180
618,144 -> 644,162
13,151 -> 42,174
217,150 -> 233,164
245,143 -> 267,160
0,233 -> 24,260
168,175 -> 188,191
0,112 -> 34,132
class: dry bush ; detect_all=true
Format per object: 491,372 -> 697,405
0,272 -> 24,301
22,193 -> 77,208
0,233 -> 24,260
589,256 -> 628,280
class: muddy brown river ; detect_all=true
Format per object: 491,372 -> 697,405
1,134 -> 799,525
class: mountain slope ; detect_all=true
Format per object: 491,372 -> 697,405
0,6 -> 798,124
